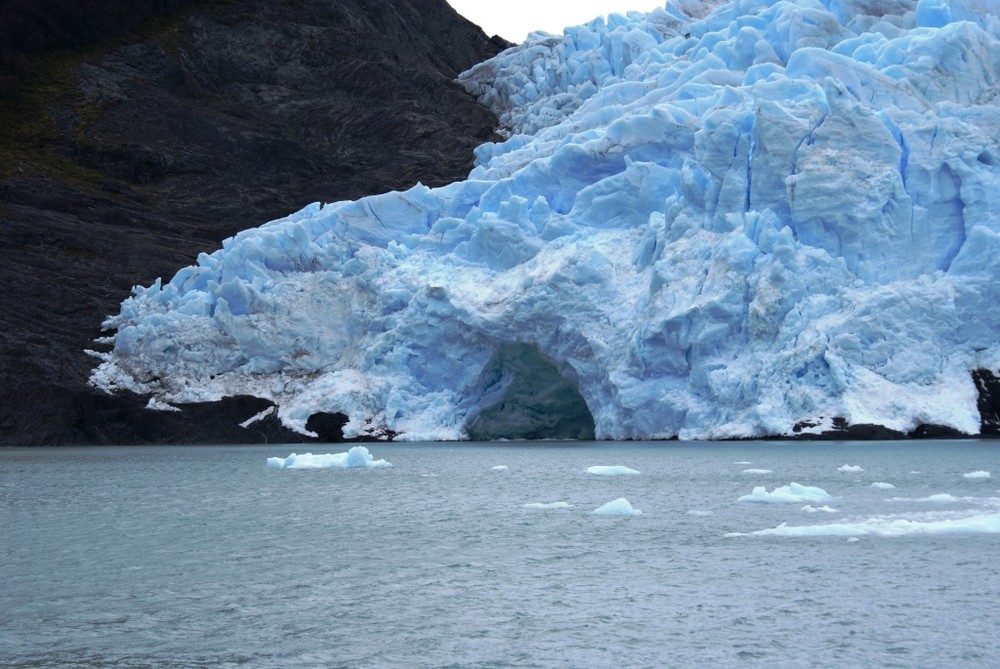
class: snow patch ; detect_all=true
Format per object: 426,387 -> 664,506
239,405 -> 275,428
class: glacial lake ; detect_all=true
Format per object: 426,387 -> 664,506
2,440 -> 999,668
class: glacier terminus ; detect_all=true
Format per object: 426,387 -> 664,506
90,0 -> 1000,441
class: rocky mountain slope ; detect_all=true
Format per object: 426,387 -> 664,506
0,0 -> 507,444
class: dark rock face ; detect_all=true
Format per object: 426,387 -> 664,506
790,414 -> 976,441
973,369 -> 1000,436
0,0 -> 508,445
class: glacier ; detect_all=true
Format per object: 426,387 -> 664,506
89,0 -> 1000,441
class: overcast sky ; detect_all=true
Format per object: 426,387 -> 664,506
446,1 -> 665,43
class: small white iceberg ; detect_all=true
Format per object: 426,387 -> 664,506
838,464 -> 864,473
739,511 -> 1000,537
889,493 -> 959,503
266,446 -> 392,469
592,498 -> 643,516
738,482 -> 832,504
491,465 -> 509,471
801,505 -> 838,513
919,493 -> 959,503
871,482 -> 896,490
523,501 -> 573,510
963,471 -> 991,480
686,509 -> 714,517
586,465 -> 640,476
742,468 -> 773,475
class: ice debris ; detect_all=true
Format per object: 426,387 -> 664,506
266,446 -> 392,469
592,498 -> 643,516
586,465 -> 640,475
523,501 -> 574,509
740,512 -> 1000,537
739,482 -> 832,503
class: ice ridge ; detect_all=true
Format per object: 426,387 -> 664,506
90,0 -> 1000,441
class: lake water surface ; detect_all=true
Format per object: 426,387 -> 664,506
2,440 -> 999,668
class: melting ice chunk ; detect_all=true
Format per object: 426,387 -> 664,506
743,512 -> 1000,537
592,498 -> 643,516
266,446 -> 392,469
586,465 -> 640,476
523,501 -> 573,510
802,505 -> 838,513
738,483 -> 832,504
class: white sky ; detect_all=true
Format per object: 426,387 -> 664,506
446,1 -> 666,43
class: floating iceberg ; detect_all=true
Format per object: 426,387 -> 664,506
491,465 -> 510,471
739,482 -> 832,503
802,505 -> 838,513
592,497 -> 643,516
91,0 -> 1000,441
963,470 -> 991,479
266,446 -> 392,469
890,493 -> 960,502
586,465 -> 640,475
838,465 -> 864,473
742,468 -> 773,474
523,501 -> 574,509
871,481 -> 897,489
739,512 -> 1000,537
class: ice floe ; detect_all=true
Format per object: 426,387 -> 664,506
739,483 -> 832,504
587,465 -> 640,476
592,498 -> 643,516
523,501 -> 573,510
266,446 -> 392,469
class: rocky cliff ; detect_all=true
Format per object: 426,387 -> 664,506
0,0 -> 508,444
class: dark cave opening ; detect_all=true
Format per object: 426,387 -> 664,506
465,343 -> 596,441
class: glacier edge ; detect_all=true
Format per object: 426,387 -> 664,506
90,0 -> 1000,441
